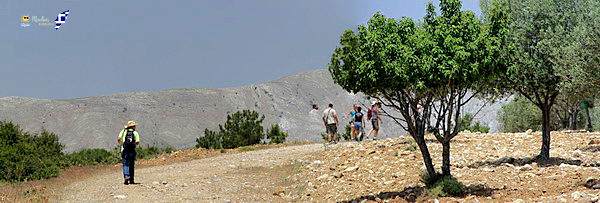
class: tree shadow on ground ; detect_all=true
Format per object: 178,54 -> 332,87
337,186 -> 426,203
579,145 -> 600,152
467,156 -> 582,168
338,184 -> 499,203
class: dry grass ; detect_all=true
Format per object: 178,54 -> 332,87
0,141 -> 313,202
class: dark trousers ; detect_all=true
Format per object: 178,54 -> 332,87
121,150 -> 136,181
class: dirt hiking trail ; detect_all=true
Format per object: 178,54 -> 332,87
57,144 -> 325,202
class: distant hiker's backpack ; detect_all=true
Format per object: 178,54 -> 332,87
367,107 -> 374,120
123,130 -> 136,151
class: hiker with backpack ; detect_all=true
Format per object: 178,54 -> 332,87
366,101 -> 383,140
347,104 -> 358,140
322,103 -> 339,144
352,106 -> 366,141
117,121 -> 140,185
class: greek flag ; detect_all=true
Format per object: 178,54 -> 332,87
55,10 -> 69,30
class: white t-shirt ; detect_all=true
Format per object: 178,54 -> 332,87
309,109 -> 320,122
322,108 -> 337,124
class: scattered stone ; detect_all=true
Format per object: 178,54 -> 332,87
113,195 -> 126,199
512,199 -> 525,203
526,129 -> 533,135
161,181 -> 168,185
273,186 -> 285,196
333,172 -> 343,178
572,150 -> 583,158
483,168 -> 494,172
572,191 -> 586,200
559,163 -> 578,168
152,181 -> 160,185
344,166 -> 358,172
516,164 -> 533,171
313,160 -> 323,166
503,163 -> 515,168
317,174 -> 329,180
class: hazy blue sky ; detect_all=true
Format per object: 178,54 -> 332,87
2,0 -> 481,99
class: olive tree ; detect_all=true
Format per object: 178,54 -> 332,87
482,0 -> 599,159
329,0 -> 509,177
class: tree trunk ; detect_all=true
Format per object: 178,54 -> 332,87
414,134 -> 436,177
441,140 -> 451,176
540,105 -> 551,159
571,110 -> 578,130
586,108 -> 593,131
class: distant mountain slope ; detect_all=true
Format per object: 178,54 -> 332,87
0,70 -> 506,152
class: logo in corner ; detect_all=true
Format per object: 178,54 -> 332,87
54,10 -> 69,30
21,15 -> 30,27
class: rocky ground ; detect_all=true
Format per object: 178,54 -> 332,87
292,130 -> 600,202
5,131 -> 600,202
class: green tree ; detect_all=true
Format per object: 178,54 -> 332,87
483,0 -> 599,159
329,0 -> 509,177
196,110 -> 265,149
498,96 -> 543,132
266,124 -> 287,144
196,128 -> 223,149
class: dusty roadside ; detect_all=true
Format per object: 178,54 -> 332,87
0,142 -> 314,203
56,144 -> 325,202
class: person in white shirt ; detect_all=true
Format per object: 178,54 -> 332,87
322,103 -> 339,143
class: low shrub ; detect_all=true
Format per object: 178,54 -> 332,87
320,133 -> 329,142
431,176 -> 465,197
239,146 -> 255,152
135,145 -> 174,160
406,138 -> 417,151
458,113 -> 490,133
64,149 -> 118,166
266,125 -> 287,144
421,171 -> 442,188
0,122 -> 64,182
342,125 -> 365,141
342,125 -> 352,141
422,172 -> 465,197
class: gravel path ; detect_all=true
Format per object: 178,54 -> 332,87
57,144 -> 325,202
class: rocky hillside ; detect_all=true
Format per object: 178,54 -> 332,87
0,70 -> 505,152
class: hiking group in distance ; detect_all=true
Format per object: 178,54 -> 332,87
317,101 -> 383,144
